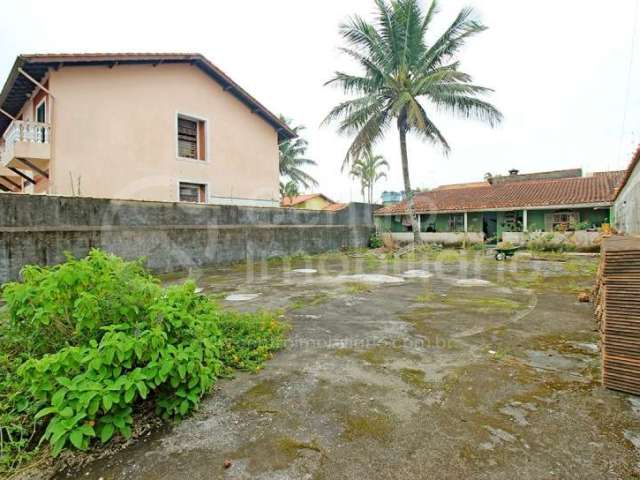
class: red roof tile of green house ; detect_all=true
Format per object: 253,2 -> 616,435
375,170 -> 625,215
280,193 -> 334,207
323,202 -> 347,212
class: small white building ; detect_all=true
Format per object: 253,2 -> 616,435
614,146 -> 640,235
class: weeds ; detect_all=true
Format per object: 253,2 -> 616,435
0,250 -> 286,473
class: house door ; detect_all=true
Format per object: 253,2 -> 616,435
36,101 -> 46,123
483,212 -> 497,242
35,100 -> 46,142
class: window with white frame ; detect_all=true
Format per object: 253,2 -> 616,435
179,182 -> 207,203
177,115 -> 206,160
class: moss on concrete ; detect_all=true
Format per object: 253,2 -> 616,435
288,292 -> 331,311
233,378 -> 282,413
340,411 -> 394,443
343,281 -> 372,294
399,368 -> 431,390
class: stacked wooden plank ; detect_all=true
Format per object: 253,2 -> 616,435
595,236 -> 640,395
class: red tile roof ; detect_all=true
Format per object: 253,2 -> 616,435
323,202 -> 347,212
614,145 -> 640,200
281,193 -> 334,207
375,170 -> 625,215
433,181 -> 489,190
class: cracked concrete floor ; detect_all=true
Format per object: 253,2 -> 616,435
60,252 -> 640,480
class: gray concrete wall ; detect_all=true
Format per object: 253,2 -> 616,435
614,163 -> 640,234
0,194 -> 375,283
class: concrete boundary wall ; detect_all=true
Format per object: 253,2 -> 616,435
0,194 -> 375,283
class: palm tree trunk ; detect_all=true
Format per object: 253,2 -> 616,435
398,124 -> 421,244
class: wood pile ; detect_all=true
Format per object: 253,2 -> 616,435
594,236 -> 640,395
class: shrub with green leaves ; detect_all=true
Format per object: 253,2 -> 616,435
368,233 -> 383,249
0,250 -> 285,471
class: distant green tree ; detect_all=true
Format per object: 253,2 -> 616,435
349,148 -> 389,203
324,0 -> 502,242
280,180 -> 300,205
278,116 -> 318,190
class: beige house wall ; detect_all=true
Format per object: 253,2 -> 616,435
295,196 -> 332,210
46,63 -> 279,204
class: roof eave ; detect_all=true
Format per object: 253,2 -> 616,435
374,201 -> 614,216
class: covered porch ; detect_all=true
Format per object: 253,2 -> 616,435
376,206 -> 612,243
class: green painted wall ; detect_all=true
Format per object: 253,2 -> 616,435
525,208 -> 611,232
375,215 -> 406,232
526,210 -> 546,232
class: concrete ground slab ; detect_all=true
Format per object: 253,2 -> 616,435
57,252 -> 640,480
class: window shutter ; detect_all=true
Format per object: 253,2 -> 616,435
178,118 -> 198,159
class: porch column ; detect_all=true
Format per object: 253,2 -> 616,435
523,209 -> 528,232
463,211 -> 468,233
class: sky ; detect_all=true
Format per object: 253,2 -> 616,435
1,0 -> 639,203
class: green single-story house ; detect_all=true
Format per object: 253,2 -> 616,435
375,168 -> 625,241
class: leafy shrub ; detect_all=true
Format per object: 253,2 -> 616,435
0,250 -> 285,471
368,233 -> 383,249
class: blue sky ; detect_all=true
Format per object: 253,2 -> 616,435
1,0 -> 638,202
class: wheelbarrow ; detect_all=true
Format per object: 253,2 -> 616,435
494,246 -> 519,261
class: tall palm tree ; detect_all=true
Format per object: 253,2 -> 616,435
279,115 -> 318,190
324,0 -> 502,243
349,148 -> 389,203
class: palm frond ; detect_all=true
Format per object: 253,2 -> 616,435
339,15 -> 390,66
429,91 -> 503,127
343,110 -> 390,169
407,99 -> 451,152
420,7 -> 486,68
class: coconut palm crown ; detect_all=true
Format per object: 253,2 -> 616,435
324,0 -> 502,242
278,116 -> 318,190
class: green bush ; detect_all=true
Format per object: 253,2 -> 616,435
368,232 -> 384,249
0,250 -> 285,471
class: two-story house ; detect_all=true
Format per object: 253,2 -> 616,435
0,53 -> 295,207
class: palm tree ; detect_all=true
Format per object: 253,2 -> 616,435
349,148 -> 389,203
279,115 -> 318,190
324,0 -> 502,243
280,180 -> 300,205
